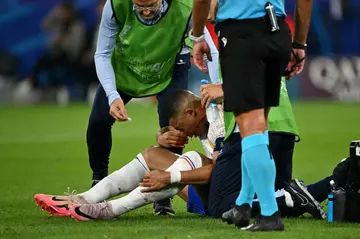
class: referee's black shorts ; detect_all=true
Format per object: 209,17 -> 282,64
216,17 -> 292,113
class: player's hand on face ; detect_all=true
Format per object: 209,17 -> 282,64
140,170 -> 170,192
158,126 -> 188,148
109,98 -> 129,121
286,49 -> 306,80
200,84 -> 223,108
193,41 -> 212,73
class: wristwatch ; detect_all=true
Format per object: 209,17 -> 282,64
189,29 -> 205,43
292,41 -> 307,50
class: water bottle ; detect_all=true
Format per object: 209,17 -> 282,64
328,180 -> 336,223
201,79 -> 220,123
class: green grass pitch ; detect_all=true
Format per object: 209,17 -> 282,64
0,101 -> 360,239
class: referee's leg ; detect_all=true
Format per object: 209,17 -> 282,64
218,18 -> 291,231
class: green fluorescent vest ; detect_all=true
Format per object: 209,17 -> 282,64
111,0 -> 192,97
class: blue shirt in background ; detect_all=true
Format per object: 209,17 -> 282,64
216,0 -> 286,23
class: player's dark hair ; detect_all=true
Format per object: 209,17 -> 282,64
162,90 -> 196,122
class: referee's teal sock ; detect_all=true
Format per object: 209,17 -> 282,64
235,153 -> 255,207
236,132 -> 278,216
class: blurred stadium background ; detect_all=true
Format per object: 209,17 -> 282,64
0,1 -> 360,238
0,0 -> 360,103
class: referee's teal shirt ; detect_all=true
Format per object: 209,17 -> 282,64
216,0 -> 286,23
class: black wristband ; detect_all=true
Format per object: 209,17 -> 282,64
292,41 -> 307,50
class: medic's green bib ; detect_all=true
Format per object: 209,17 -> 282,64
111,0 -> 192,97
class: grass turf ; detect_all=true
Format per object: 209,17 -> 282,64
0,101 -> 359,239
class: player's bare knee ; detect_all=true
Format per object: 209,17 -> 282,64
141,146 -> 178,170
141,146 -> 159,165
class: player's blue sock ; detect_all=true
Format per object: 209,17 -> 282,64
239,132 -> 278,216
187,185 -> 209,215
235,153 -> 255,207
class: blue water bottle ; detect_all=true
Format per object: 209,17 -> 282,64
328,194 -> 334,223
328,180 -> 336,223
200,79 -> 220,123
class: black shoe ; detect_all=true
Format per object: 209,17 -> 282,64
222,204 -> 251,227
242,211 -> 284,232
153,198 -> 175,216
285,179 -> 326,219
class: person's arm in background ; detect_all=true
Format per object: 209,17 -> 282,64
95,0 -> 128,121
207,0 -> 218,22
294,0 -> 312,45
204,26 -> 220,84
192,0 -> 210,38
191,0 -> 213,72
286,0 -> 313,79
95,0 -> 120,105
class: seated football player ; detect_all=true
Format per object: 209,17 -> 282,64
34,91 -> 328,222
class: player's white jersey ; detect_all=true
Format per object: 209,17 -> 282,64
199,105 -> 225,159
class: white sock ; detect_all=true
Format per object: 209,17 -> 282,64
165,151 -> 203,173
80,154 -> 149,203
110,151 -> 203,215
110,186 -> 180,215
284,189 -> 294,207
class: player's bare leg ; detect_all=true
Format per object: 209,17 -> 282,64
69,151 -> 210,221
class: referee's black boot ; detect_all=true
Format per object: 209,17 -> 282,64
222,203 -> 251,227
241,211 -> 284,232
